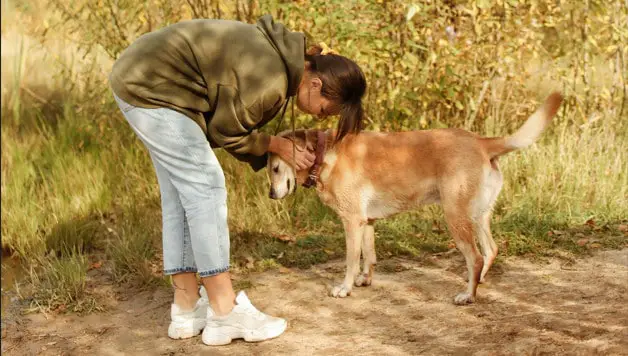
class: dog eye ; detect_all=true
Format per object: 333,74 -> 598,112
273,165 -> 279,173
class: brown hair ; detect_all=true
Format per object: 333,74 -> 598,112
304,45 -> 367,143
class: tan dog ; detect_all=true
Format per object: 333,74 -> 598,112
267,92 -> 563,304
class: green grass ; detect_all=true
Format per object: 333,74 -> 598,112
25,253 -> 101,314
1,0 -> 627,314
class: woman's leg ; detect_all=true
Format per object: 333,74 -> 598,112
151,156 -> 201,310
151,143 -> 234,313
114,94 -> 235,307
172,273 -> 201,309
147,116 -> 235,316
201,272 -> 235,315
114,94 -> 207,339
113,93 -> 286,344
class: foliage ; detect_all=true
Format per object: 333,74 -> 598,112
44,0 -> 628,133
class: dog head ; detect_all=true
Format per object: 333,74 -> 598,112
267,129 -> 318,200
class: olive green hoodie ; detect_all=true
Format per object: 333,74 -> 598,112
109,15 -> 305,171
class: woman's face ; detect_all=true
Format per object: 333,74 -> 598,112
296,69 -> 340,120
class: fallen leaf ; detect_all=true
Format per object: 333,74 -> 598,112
447,242 -> 456,249
245,256 -> 255,269
585,218 -> 596,227
618,224 -> 628,233
97,327 -> 110,335
89,261 -> 103,270
432,222 -> 443,233
394,264 -> 406,272
276,234 -> 296,243
576,238 -> 589,247
589,243 -> 601,248
279,267 -> 291,274
552,230 -> 565,236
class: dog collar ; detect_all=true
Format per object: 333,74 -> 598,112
302,130 -> 327,189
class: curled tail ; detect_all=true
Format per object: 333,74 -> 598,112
481,92 -> 563,159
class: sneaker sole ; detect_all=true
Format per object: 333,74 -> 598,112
168,318 -> 207,339
201,321 -> 287,346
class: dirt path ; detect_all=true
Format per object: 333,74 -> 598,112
2,249 -> 627,355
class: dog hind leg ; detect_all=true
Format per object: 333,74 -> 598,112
355,221 -> 376,287
445,209 -> 483,305
476,211 -> 498,283
475,166 -> 502,283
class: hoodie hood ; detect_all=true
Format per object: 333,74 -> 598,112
256,15 -> 305,97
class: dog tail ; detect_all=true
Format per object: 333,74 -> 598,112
480,92 -> 563,159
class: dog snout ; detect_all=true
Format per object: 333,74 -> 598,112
269,186 -> 277,199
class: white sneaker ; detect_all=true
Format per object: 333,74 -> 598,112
201,291 -> 287,345
167,285 -> 209,339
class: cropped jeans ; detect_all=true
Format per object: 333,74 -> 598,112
113,92 -> 230,277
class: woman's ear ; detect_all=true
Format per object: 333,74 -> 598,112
310,77 -> 323,92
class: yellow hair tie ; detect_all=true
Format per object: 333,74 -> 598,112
319,42 -> 338,55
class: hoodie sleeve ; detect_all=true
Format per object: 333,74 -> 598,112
207,84 -> 272,157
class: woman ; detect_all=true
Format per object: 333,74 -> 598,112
109,14 -> 366,346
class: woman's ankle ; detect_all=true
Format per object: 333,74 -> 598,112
200,271 -> 236,316
209,297 -> 235,316
171,272 -> 202,310
174,289 -> 200,311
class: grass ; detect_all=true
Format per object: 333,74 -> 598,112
25,253 -> 101,314
1,0 -> 627,314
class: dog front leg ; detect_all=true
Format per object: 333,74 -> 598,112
331,217 -> 366,298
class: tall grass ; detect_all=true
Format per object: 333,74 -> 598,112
1,0 -> 626,313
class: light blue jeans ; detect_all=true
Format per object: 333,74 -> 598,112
113,93 -> 230,277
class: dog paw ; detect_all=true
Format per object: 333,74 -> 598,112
453,292 -> 475,305
331,284 -> 352,298
354,273 -> 372,287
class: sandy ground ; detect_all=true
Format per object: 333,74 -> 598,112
2,249 -> 627,356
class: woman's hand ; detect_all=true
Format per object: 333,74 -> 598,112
268,136 -> 315,170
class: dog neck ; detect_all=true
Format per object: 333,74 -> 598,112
302,130 -> 328,189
